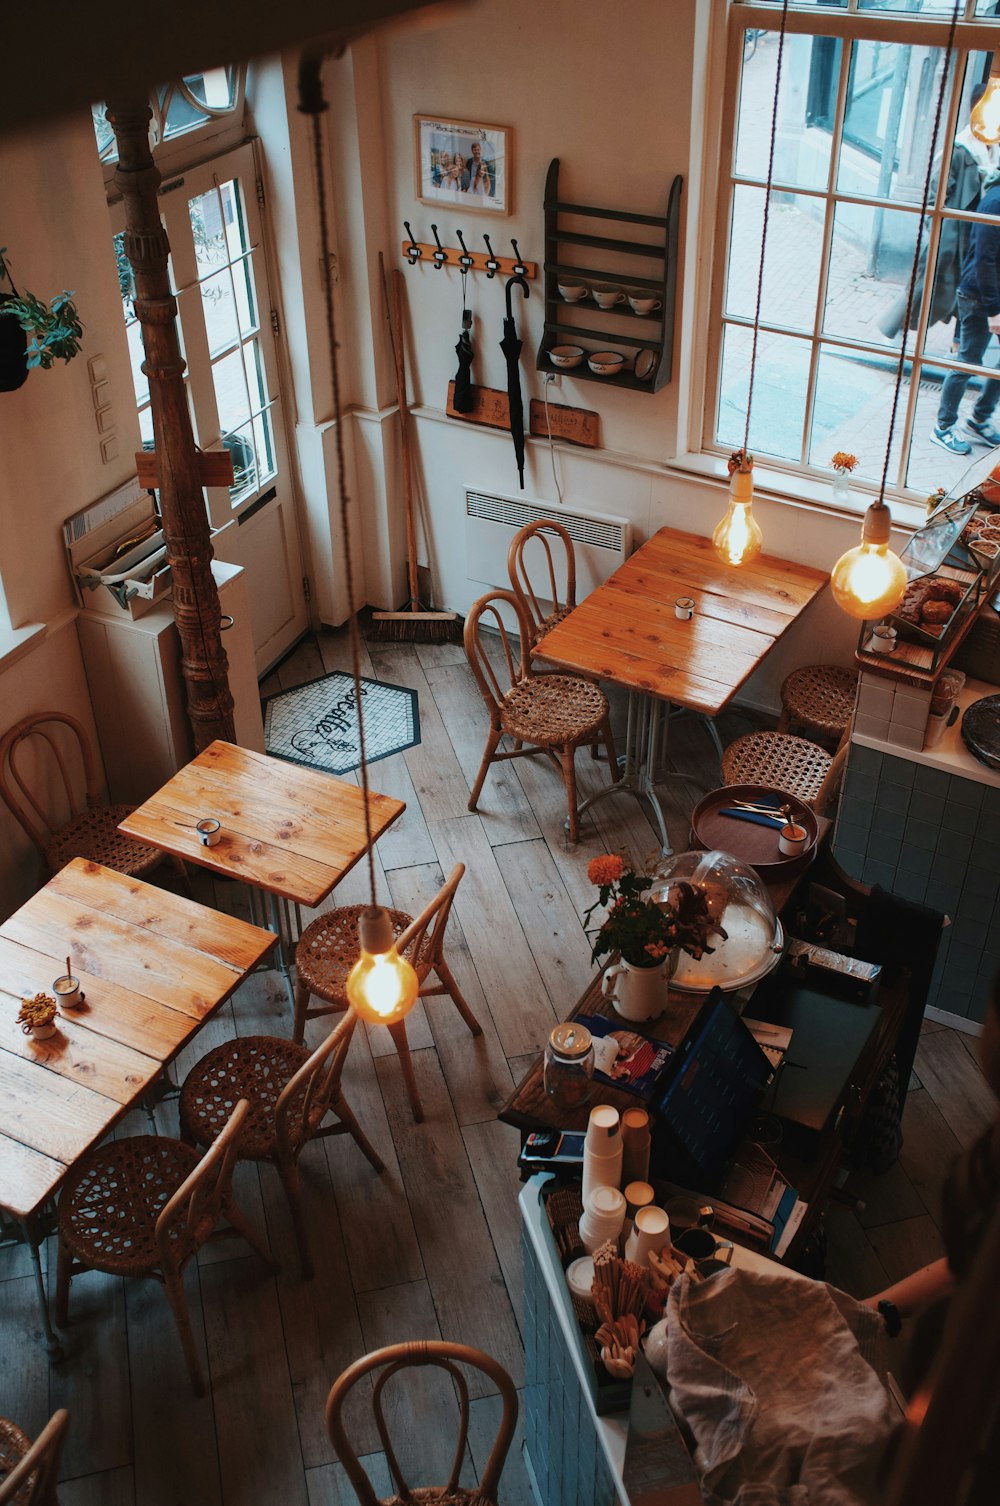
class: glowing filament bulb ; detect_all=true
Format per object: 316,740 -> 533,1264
972,56 -> 1000,145
830,501 -> 908,620
346,906 -> 419,1026
713,457 -> 763,567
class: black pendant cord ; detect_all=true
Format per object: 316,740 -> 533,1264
743,0 -> 791,458
302,58 -> 378,909
876,1 -> 961,513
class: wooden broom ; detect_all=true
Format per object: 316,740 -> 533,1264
369,255 -> 462,644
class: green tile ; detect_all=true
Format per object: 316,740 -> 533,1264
948,775 -> 984,809
965,865 -> 997,896
835,845 -> 864,881
845,769 -> 878,803
881,756 -> 915,789
943,800 -> 978,835
898,841 -> 933,878
981,784 -> 1000,815
969,981 -> 995,1024
913,765 -> 950,796
908,792 -> 945,827
925,881 -> 961,912
863,859 -> 896,889
873,807 -> 906,838
836,818 -> 868,854
849,744 -> 882,776
879,782 -> 910,814
894,870 -> 927,904
904,817 -> 938,853
936,828 -> 973,861
868,833 -> 902,866
933,854 -> 966,887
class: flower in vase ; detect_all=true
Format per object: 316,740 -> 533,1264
830,451 -> 859,474
582,854 -> 726,969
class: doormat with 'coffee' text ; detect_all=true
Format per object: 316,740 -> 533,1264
262,671 -> 420,776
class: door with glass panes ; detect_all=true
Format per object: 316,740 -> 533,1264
117,142 -> 307,673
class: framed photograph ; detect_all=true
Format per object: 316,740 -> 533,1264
413,114 -> 511,216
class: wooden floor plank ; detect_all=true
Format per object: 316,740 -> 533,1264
467,1393 -> 535,1506
494,839 -> 596,1012
898,1087 -> 963,1226
852,1160 -> 927,1231
367,645 -> 471,821
823,1203 -> 890,1301
306,1453 -> 393,1506
200,1256 -> 308,1506
48,1263 -> 132,1479
462,1118 -> 526,1334
58,1467 -> 135,1506
0,1273 -> 52,1452
914,1031 -> 995,1149
375,1050 -> 524,1392
413,639 -> 467,670
428,816 -> 558,1056
353,746 -> 437,876
864,1214 -> 946,1286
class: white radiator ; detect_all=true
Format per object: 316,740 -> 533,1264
464,490 -> 631,600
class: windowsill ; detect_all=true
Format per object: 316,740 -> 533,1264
0,620 -> 50,672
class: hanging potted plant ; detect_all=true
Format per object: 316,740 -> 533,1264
0,246 -> 83,390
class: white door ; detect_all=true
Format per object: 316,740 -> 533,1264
115,142 -> 309,673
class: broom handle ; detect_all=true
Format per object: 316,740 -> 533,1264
388,266 -> 420,610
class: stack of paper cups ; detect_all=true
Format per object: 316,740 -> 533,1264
622,1180 -> 656,1246
582,1104 -> 623,1206
624,1205 -> 670,1267
621,1107 -> 651,1185
579,1185 -> 627,1255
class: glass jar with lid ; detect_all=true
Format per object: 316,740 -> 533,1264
544,1022 -> 595,1110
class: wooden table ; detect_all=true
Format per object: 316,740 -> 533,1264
0,857 -> 276,1354
534,527 -> 828,851
119,741 -> 406,1001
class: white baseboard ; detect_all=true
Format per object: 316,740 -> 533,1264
924,1005 -> 983,1037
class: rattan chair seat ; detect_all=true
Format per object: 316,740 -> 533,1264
721,730 -> 832,805
536,604 -> 573,641
779,664 -> 857,741
296,905 -> 410,1004
45,803 -> 162,879
58,1135 -> 201,1278
0,1416 -> 33,1506
501,674 -> 608,745
179,1036 -> 311,1159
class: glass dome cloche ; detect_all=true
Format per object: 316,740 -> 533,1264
650,849 -> 784,994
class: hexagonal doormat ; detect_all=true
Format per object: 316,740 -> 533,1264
262,671 -> 420,776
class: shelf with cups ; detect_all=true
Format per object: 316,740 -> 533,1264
536,159 -> 682,394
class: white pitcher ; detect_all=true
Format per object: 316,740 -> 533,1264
601,955 -> 670,1022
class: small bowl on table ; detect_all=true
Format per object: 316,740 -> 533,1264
587,350 -> 625,378
549,345 -> 584,370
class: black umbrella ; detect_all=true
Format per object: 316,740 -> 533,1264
500,273 -> 530,489
453,241 -> 475,413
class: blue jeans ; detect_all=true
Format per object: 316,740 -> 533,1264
937,290 -> 1000,430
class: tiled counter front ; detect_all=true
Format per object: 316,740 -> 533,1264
834,742 -> 1000,1025
521,1178 -> 627,1506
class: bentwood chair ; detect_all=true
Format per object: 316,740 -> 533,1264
507,517 -> 577,652
720,729 -> 849,817
0,1410 -> 68,1505
293,865 -> 481,1123
56,1102 -> 271,1395
0,712 -> 191,893
180,1014 -> 382,1279
326,1341 -> 518,1506
464,590 -> 618,843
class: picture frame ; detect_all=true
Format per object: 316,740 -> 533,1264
413,114 -> 511,216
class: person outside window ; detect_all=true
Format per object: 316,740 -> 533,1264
931,173 -> 1000,456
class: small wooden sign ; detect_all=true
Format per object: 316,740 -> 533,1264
136,449 -> 235,489
446,381 -> 511,431
446,384 -> 600,448
528,398 -> 599,449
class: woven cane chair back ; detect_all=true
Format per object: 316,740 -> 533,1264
154,1098 -> 249,1272
275,1013 -> 357,1159
0,712 -> 102,862
464,590 -> 533,721
326,1341 -> 518,1506
508,518 -> 576,648
0,1409 -> 68,1505
395,864 -> 465,977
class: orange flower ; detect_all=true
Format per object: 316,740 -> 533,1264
644,940 -> 668,960
830,451 -> 859,473
588,854 -> 624,886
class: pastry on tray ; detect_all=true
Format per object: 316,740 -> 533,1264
894,575 -> 965,638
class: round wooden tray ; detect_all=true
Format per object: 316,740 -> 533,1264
690,783 -> 819,880
961,694 -> 1000,770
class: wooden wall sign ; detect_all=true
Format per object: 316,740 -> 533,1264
528,398 -> 598,448
446,382 -> 600,448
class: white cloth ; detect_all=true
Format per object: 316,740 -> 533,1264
664,1267 -> 896,1505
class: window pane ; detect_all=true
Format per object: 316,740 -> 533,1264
838,42 -> 954,207
223,423 -> 259,502
860,0 -> 977,13
716,325 -> 810,461
824,202 -> 921,346
242,340 -> 268,411
736,32 -> 839,191
189,189 -> 228,277
726,187 -> 823,333
201,271 -> 241,357
139,406 -> 154,449
808,343 -> 905,484
907,357 -> 1000,495
184,67 -> 236,112
213,347 -> 250,433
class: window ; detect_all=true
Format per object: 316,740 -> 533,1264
92,69 -> 243,163
708,2 -> 1000,504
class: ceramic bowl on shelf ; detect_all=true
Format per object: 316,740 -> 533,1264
549,345 -> 585,370
587,350 -> 625,377
634,348 -> 657,382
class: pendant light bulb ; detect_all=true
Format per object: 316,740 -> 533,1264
346,905 -> 419,1026
830,501 -> 908,620
971,55 -> 1000,145
713,452 -> 764,567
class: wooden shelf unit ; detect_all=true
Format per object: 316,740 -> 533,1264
536,158 -> 682,395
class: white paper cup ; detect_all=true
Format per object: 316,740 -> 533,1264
624,1205 -> 670,1266
197,818 -> 222,848
566,1256 -> 596,1301
579,1185 -> 627,1253
585,1104 -> 621,1151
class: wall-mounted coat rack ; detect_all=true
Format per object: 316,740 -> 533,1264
401,221 -> 537,280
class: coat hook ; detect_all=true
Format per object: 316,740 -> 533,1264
403,222 -> 421,264
430,223 -> 446,268
483,233 -> 499,279
511,237 -> 527,277
455,229 -> 474,269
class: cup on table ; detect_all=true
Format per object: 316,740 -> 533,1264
196,817 -> 222,848
624,1205 -> 670,1266
628,293 -> 662,316
664,1195 -> 714,1235
585,1103 -> 622,1151
565,1255 -> 596,1302
675,597 -> 695,621
52,973 -> 84,1008
777,821 -> 809,858
579,1184 -> 627,1254
622,1179 -> 655,1243
868,623 -> 897,655
592,284 -> 626,309
558,278 -> 588,302
672,1225 -> 734,1272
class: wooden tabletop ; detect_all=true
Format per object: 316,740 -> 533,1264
534,527 -> 828,714
0,858 -> 276,1222
118,740 -> 406,908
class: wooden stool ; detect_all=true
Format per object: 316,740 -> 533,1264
777,665 -> 857,743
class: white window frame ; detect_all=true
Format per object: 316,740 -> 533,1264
679,0 -> 1000,528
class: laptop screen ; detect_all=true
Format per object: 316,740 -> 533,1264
650,987 -> 772,1190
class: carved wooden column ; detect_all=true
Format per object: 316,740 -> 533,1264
106,98 -> 236,750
